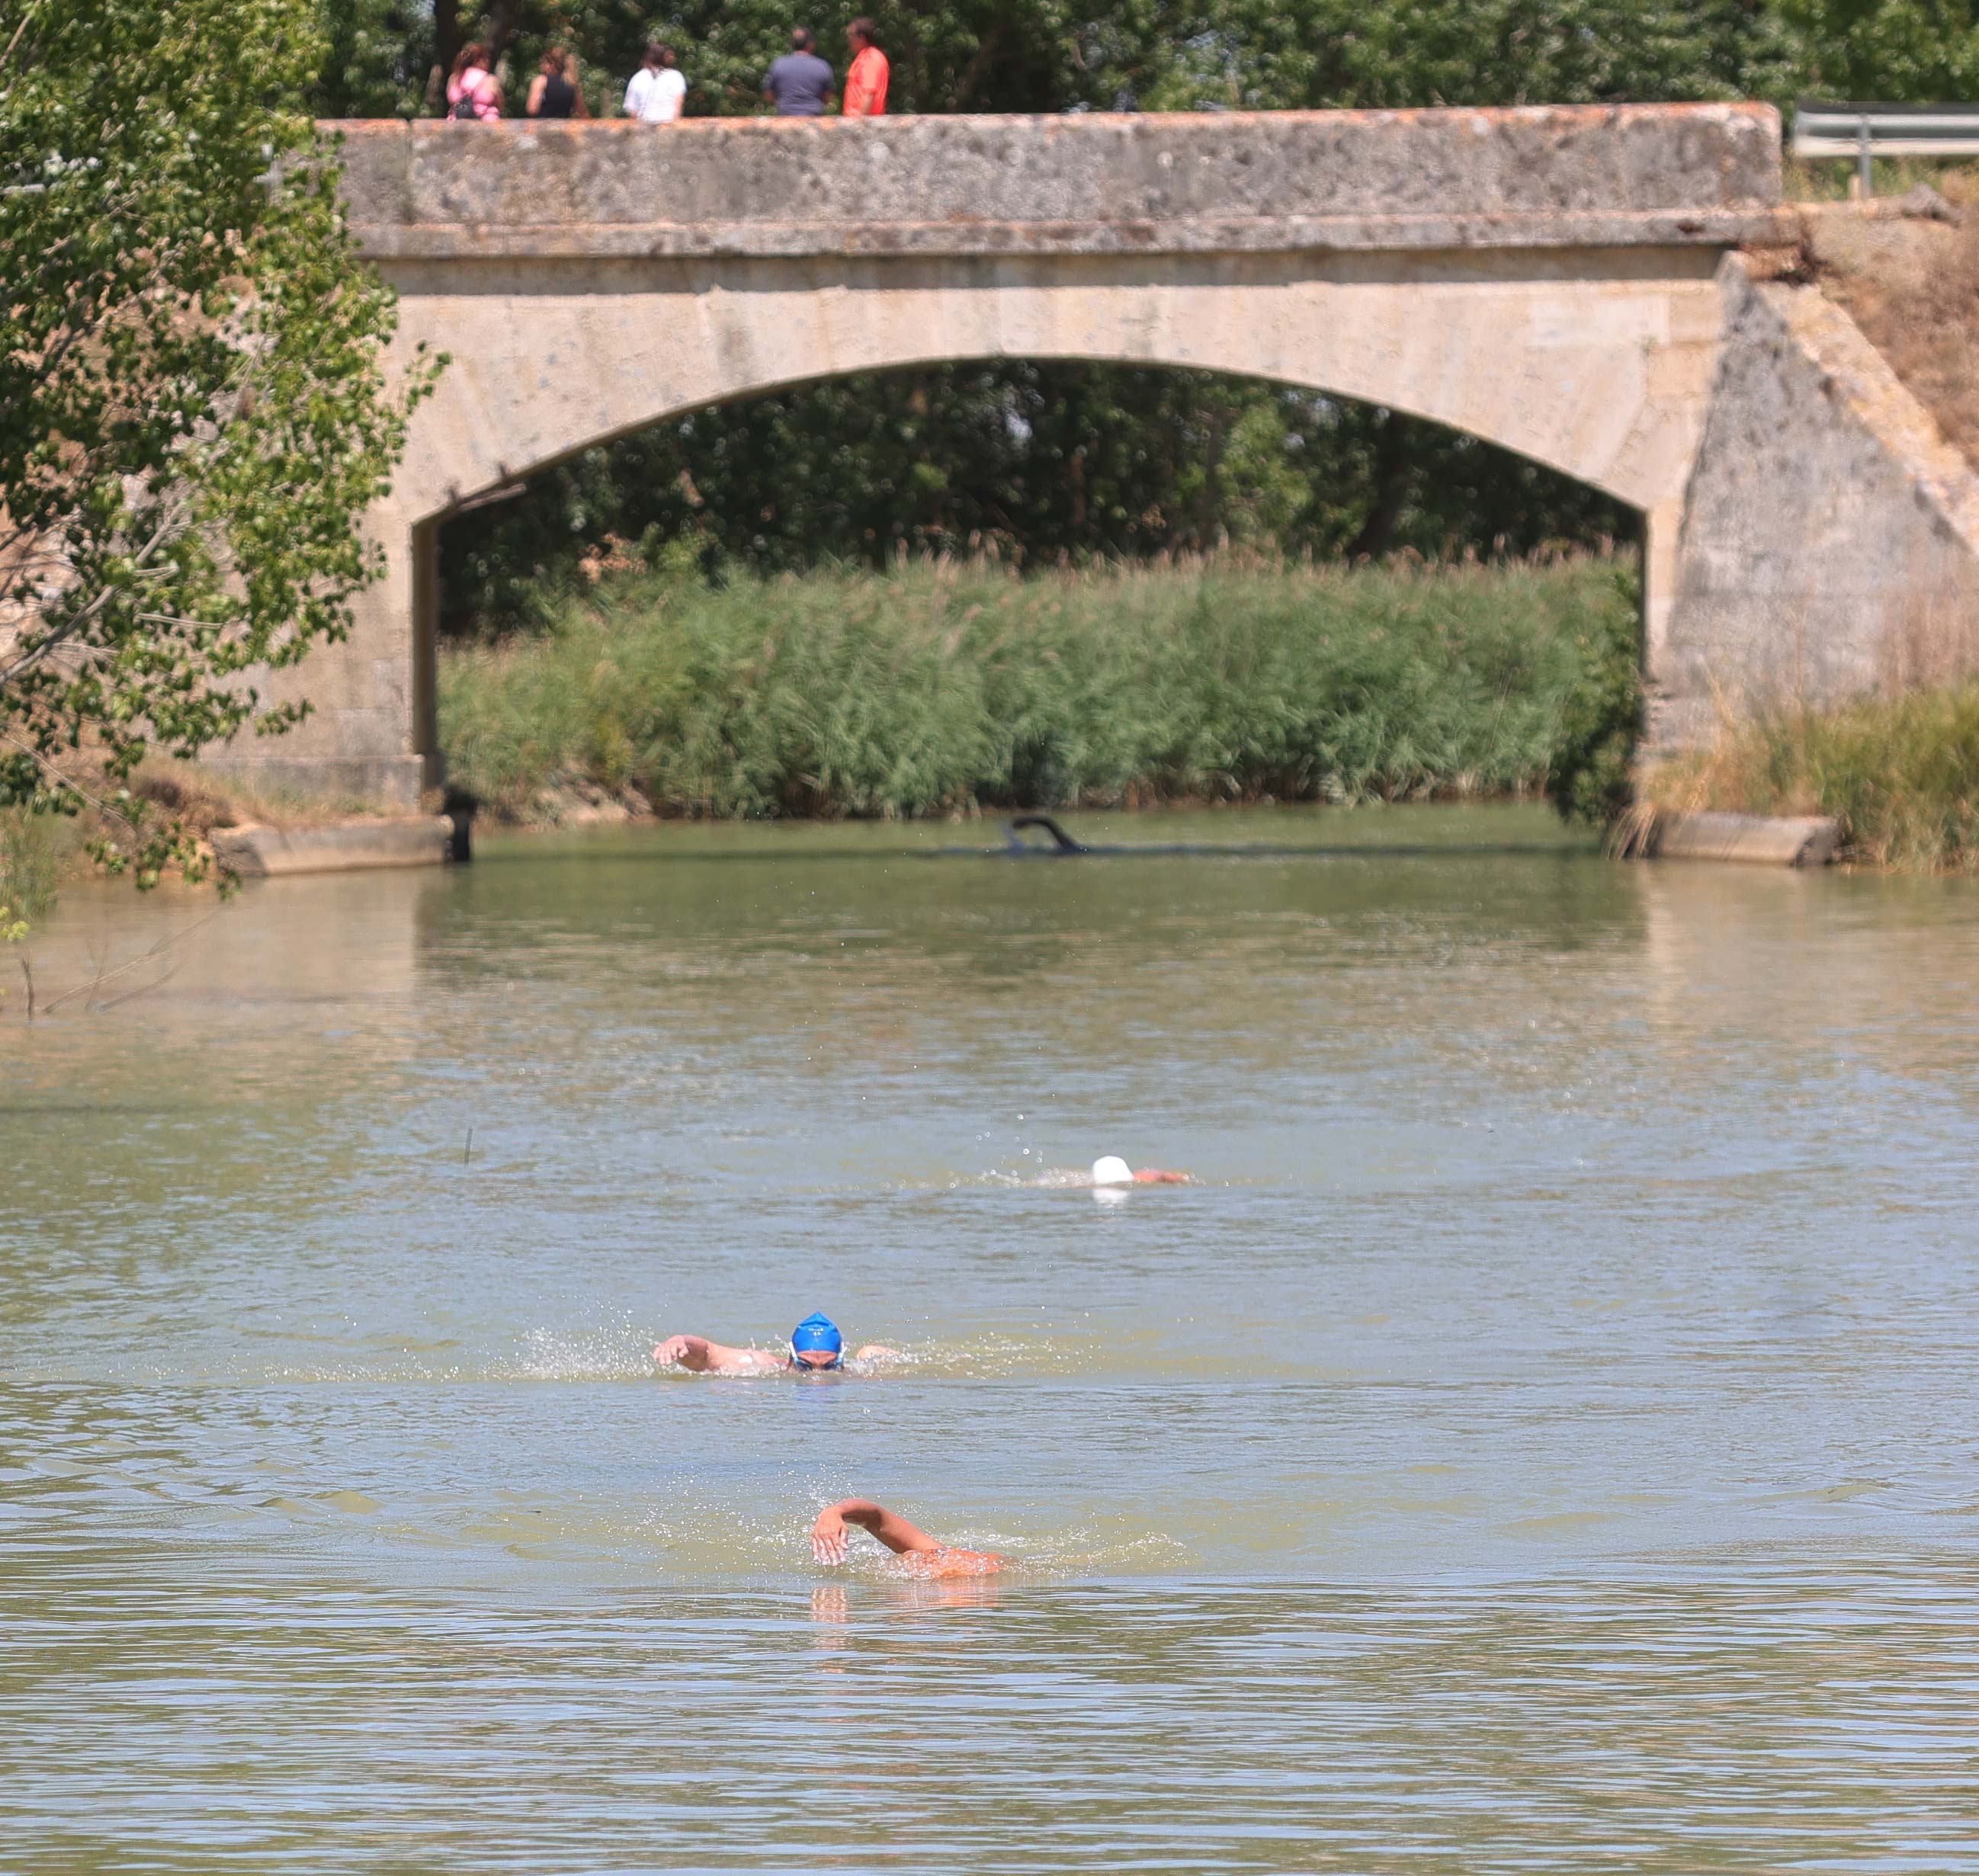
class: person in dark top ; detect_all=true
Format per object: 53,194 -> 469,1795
764,27 -> 834,117
526,46 -> 587,119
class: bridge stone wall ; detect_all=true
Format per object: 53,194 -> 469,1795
339,104 -> 1782,258
1662,253 -> 1979,741
194,104 -> 1979,806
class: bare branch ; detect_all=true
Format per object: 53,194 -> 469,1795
135,610 -> 230,631
0,503 -> 191,690
0,730 -> 143,841
0,5 -> 38,79
41,908 -> 217,1014
92,954 -> 185,1011
0,582 -> 116,689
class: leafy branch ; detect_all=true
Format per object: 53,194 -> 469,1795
0,0 -> 439,900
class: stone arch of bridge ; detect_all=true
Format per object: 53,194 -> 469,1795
429,347 -> 1637,604
392,255 -> 1703,529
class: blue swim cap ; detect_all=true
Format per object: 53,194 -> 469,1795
791,1312 -> 843,1356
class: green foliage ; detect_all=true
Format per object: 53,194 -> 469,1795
1545,563 -> 1644,824
348,0 -> 1812,121
1156,0 -> 1804,111
0,806 -> 69,942
1651,683 -> 1979,871
0,0 -> 436,888
1778,0 -> 1979,105
314,0 -> 431,117
441,554 -> 1638,821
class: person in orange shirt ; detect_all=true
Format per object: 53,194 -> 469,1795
842,18 -> 889,117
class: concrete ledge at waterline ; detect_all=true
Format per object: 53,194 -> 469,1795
210,817 -> 455,878
1644,810 -> 1843,867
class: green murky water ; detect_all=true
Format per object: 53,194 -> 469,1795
5,805 -> 1977,1869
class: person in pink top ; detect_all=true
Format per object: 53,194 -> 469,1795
842,18 -> 889,117
446,41 -> 502,121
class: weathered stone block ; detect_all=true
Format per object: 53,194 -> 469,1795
211,816 -> 453,876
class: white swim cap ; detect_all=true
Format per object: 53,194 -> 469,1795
1091,1156 -> 1134,1186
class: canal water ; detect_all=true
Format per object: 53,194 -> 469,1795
5,805 -> 1977,1870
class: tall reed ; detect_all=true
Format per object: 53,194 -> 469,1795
438,553 -> 1640,823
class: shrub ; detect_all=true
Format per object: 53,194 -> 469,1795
440,553 -> 1641,823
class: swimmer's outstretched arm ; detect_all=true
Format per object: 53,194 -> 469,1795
653,1334 -> 781,1374
851,1344 -> 901,1363
812,1499 -> 942,1565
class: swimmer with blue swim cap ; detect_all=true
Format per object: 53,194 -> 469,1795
653,1311 -> 900,1375
789,1311 -> 845,1370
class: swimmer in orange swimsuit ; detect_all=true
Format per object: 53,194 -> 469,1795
811,1499 -> 1003,1577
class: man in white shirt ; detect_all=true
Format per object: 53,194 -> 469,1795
624,41 -> 685,122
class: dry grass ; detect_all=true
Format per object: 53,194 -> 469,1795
1803,175 -> 1979,465
1642,685 -> 1979,872
1784,156 -> 1979,204
129,761 -> 393,832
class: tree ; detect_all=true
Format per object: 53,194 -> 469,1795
1775,0 -> 1979,103
314,0 -> 431,119
342,0 -> 1810,123
1135,0 -> 1805,112
387,1 -> 1112,120
1,0 -> 436,897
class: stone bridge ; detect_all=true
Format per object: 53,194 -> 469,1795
220,104 -> 1979,806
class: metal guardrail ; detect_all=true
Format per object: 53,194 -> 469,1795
1793,100 -> 1979,192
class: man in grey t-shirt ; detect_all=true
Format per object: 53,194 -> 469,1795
765,27 -> 834,116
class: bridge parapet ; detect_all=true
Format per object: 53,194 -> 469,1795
332,103 -> 1785,261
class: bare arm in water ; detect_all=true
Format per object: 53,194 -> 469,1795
653,1334 -> 781,1374
656,1336 -> 901,1372
812,1499 -> 943,1562
811,1499 -> 1002,1574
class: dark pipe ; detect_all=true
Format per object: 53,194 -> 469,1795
443,784 -> 478,864
1007,813 -> 1088,853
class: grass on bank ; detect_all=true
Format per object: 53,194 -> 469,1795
438,553 -> 1641,824
1645,685 -> 1979,873
1782,156 -> 1979,204
1,805 -> 68,933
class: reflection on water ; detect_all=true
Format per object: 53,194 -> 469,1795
5,805 -> 1979,1869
